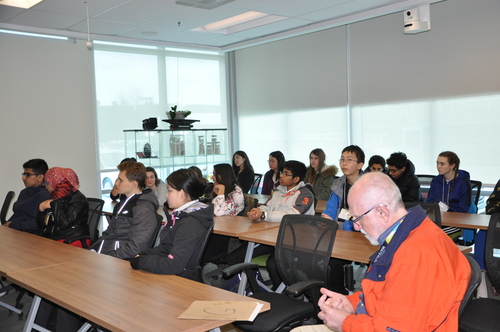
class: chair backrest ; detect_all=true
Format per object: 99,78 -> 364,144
416,174 -> 435,199
275,214 -> 338,288
470,180 -> 482,212
147,213 -> 164,249
238,194 -> 258,216
458,254 -> 482,319
195,223 -> 214,283
485,213 -> 500,292
86,198 -> 104,244
1,191 -> 15,225
249,173 -> 262,194
404,202 -> 442,227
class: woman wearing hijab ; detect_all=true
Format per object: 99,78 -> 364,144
37,167 -> 89,245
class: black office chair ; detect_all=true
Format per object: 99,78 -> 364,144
458,254 -> 482,320
65,198 -> 104,248
459,213 -> 500,332
0,191 -> 15,225
146,213 -> 164,249
195,223 -> 214,283
249,173 -> 262,194
416,174 -> 435,199
470,180 -> 482,212
404,202 -> 442,227
223,214 -> 338,332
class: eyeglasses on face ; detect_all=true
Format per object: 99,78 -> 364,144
339,158 -> 358,164
350,203 -> 388,225
281,172 -> 293,177
21,172 -> 38,177
388,168 -> 400,173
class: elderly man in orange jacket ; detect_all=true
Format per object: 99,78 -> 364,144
293,172 -> 471,332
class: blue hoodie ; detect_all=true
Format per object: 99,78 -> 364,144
426,169 -> 473,213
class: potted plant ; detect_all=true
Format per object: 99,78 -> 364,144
167,105 -> 191,120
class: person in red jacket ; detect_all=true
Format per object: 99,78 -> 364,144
292,172 -> 471,332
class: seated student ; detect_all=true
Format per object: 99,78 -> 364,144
426,151 -> 473,213
188,165 -> 213,202
211,163 -> 244,216
145,166 -> 167,206
38,167 -> 89,246
291,172 -> 470,332
486,179 -> 500,215
130,169 -> 214,280
90,161 -> 158,259
4,158 -> 51,233
363,154 -> 388,174
305,148 -> 338,200
322,145 -> 365,226
232,150 -> 255,193
109,157 -> 137,201
228,160 -> 315,289
386,151 -> 422,202
262,150 -> 285,195
321,145 -> 364,295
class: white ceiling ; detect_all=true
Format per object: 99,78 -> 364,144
0,0 -> 441,51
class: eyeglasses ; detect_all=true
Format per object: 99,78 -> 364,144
21,172 -> 38,177
350,203 -> 387,225
388,168 -> 400,174
339,158 -> 358,164
282,172 -> 293,177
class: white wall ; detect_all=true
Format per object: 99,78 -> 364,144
0,34 -> 98,216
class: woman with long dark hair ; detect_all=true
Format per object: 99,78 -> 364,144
232,150 -> 255,193
262,151 -> 285,195
211,163 -> 244,216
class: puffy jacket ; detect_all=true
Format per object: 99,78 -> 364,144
259,181 -> 315,222
342,206 -> 470,331
38,190 -> 89,241
391,159 -> 422,202
305,164 -> 339,200
131,202 -> 214,280
92,189 -> 159,259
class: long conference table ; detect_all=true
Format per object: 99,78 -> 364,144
0,226 -> 270,332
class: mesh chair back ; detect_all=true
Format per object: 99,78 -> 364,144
459,254 -> 482,319
1,191 -> 15,225
249,173 -> 262,194
485,213 -> 500,291
470,180 -> 482,211
275,215 -> 338,288
404,202 -> 441,227
86,198 -> 104,243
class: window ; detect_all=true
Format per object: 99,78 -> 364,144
94,44 -> 227,192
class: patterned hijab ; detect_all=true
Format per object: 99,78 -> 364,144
45,167 -> 80,200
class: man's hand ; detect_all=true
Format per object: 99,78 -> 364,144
3,221 -> 12,227
247,208 -> 263,221
317,288 -> 353,331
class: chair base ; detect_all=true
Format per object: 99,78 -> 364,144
460,298 -> 500,332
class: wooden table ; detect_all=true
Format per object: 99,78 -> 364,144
213,215 -> 280,237
441,212 -> 490,230
0,226 -> 90,277
8,254 -> 270,332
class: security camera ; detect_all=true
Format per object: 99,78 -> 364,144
404,5 -> 430,34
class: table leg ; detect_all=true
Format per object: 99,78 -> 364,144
23,295 -> 51,332
237,242 -> 257,295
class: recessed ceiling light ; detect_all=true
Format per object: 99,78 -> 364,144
0,0 -> 44,9
192,11 -> 287,35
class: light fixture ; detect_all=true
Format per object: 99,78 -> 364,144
85,1 -> 93,51
191,11 -> 287,35
0,0 -> 44,9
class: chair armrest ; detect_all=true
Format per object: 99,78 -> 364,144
285,279 -> 325,297
222,262 -> 259,277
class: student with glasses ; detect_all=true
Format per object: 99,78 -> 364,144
262,150 -> 285,195
386,151 -> 422,202
3,158 -> 51,233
